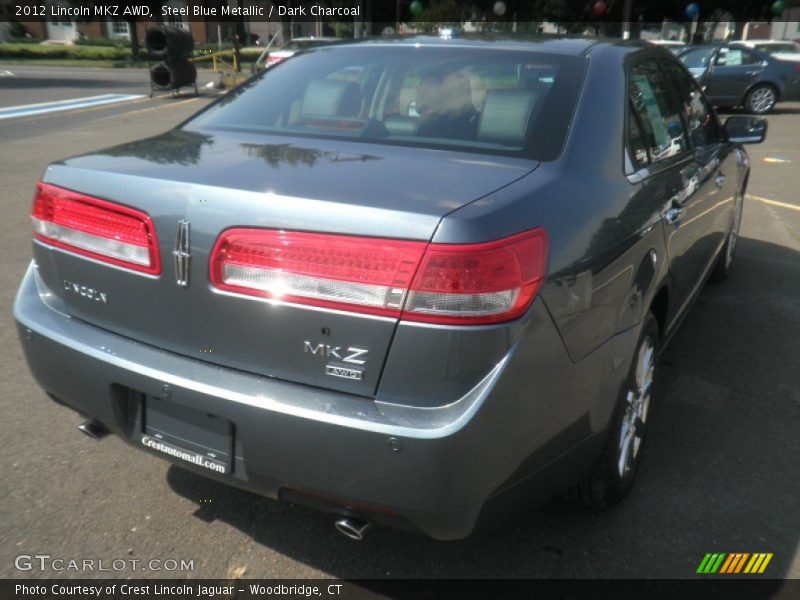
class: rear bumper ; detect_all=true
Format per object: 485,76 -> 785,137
14,262 -> 622,539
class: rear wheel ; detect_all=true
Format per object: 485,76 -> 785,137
745,84 -> 776,115
709,191 -> 743,283
569,313 -> 658,509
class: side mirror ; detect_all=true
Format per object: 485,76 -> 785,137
725,116 -> 767,144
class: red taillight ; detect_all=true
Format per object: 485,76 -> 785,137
405,230 -> 548,324
31,182 -> 160,275
210,229 -> 427,318
210,228 -> 547,325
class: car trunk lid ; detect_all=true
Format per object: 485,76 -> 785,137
33,129 -> 537,396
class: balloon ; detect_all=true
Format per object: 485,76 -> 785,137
409,0 -> 423,17
771,0 -> 786,16
592,1 -> 607,16
493,2 -> 507,16
685,3 -> 700,19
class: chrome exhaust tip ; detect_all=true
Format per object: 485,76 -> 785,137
78,420 -> 108,440
334,517 -> 371,541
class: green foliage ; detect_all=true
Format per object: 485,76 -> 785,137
196,42 -> 234,53
413,0 -> 463,29
6,37 -> 44,44
0,43 -> 136,60
77,37 -> 132,48
330,21 -> 354,38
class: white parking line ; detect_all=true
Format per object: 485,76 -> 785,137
0,94 -> 145,120
748,194 -> 800,213
0,70 -> 14,77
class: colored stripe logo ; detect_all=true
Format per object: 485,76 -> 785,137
697,553 -> 773,574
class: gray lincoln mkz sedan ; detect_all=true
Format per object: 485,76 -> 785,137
14,36 -> 766,540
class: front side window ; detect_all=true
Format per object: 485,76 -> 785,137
186,46 -> 587,160
715,48 -> 760,67
629,59 -> 688,164
660,60 -> 720,149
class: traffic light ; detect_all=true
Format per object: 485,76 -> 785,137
146,27 -> 197,93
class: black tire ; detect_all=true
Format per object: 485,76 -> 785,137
744,84 -> 777,115
709,191 -> 743,284
569,313 -> 659,509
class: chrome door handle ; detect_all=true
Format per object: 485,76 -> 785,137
746,70 -> 760,76
715,174 -> 726,188
665,206 -> 685,225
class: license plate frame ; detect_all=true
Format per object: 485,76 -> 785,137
141,396 -> 233,475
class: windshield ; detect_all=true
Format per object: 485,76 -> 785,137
186,45 -> 587,160
754,42 -> 800,55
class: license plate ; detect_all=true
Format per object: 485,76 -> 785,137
141,434 -> 229,474
142,396 -> 233,475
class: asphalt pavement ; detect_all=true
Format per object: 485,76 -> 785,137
0,66 -> 798,582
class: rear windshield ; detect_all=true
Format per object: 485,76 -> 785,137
186,45 -> 587,160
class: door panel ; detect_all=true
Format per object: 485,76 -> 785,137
658,59 -> 736,317
706,47 -> 763,104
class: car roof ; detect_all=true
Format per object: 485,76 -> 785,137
327,34 -> 653,57
735,39 -> 791,44
288,37 -> 340,42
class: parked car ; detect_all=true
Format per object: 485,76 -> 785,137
678,44 -> 800,113
264,36 -> 341,67
648,39 -> 686,55
14,37 -> 766,540
733,39 -> 800,62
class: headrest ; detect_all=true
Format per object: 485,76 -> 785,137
416,71 -> 474,117
478,89 -> 540,147
301,79 -> 362,118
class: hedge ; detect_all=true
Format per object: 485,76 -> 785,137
0,43 -> 135,60
0,43 -> 261,62
77,37 -> 132,48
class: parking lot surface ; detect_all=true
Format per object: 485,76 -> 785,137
0,66 -> 798,581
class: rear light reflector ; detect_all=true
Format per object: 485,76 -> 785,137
211,228 -> 547,325
211,229 -> 427,318
31,182 -> 160,275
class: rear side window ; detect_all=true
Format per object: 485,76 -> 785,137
715,48 -> 760,67
186,46 -> 587,160
660,59 -> 720,148
629,59 -> 688,164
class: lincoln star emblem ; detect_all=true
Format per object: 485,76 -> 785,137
172,220 -> 191,287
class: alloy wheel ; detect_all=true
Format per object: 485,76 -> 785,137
617,335 -> 655,478
749,87 -> 775,113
